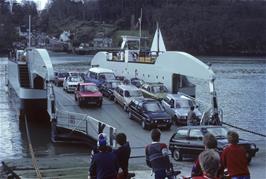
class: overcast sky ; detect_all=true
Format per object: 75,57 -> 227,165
15,0 -> 48,10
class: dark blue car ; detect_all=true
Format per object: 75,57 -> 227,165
127,98 -> 172,130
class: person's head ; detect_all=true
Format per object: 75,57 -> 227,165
151,128 -> 161,142
115,133 -> 127,146
199,149 -> 220,177
227,130 -> 239,144
97,133 -> 108,152
190,106 -> 195,111
203,133 -> 217,149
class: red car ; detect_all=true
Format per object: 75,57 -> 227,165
74,83 -> 103,107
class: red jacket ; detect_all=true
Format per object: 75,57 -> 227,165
221,144 -> 250,177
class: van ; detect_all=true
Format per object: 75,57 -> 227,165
113,84 -> 144,111
84,67 -> 116,87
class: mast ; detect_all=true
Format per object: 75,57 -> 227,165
138,8 -> 142,51
28,15 -> 31,48
157,22 -> 159,56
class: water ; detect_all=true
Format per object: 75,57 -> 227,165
0,55 -> 265,163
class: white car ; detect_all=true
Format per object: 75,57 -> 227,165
162,93 -> 202,125
113,84 -> 144,111
63,76 -> 83,92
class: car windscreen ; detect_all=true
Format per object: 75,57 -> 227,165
205,127 -> 228,138
143,102 -> 164,112
128,90 -> 143,97
81,85 -> 98,92
176,99 -> 194,108
69,77 -> 81,82
58,73 -> 68,78
151,85 -> 168,93
99,73 -> 116,80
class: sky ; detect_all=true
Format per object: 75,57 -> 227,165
15,0 -> 48,10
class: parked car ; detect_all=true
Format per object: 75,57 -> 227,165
74,83 -> 103,107
113,84 -> 144,111
162,93 -> 202,125
130,78 -> 145,88
83,67 -> 116,87
63,75 -> 83,92
168,125 -> 259,163
54,72 -> 68,86
127,98 -> 172,130
140,82 -> 168,101
100,79 -> 121,100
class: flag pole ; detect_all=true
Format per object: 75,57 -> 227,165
139,8 -> 142,51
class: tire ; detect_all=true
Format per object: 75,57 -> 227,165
74,95 -> 77,101
172,149 -> 183,161
97,101 -> 102,108
123,104 -> 128,111
78,98 -> 82,107
141,120 -> 148,130
128,111 -> 133,120
165,124 -> 171,130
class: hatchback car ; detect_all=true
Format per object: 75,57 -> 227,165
162,93 -> 202,125
140,82 -> 168,101
54,72 -> 68,86
74,83 -> 103,107
168,125 -> 259,163
63,75 -> 83,92
128,98 -> 172,130
100,79 -> 121,100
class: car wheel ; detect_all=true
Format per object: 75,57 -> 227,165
141,120 -> 148,130
123,104 -> 128,111
78,98 -> 82,107
246,153 -> 252,164
172,149 -> 183,161
128,111 -> 133,120
74,95 -> 77,101
109,95 -> 113,100
97,101 -> 102,108
165,124 -> 171,130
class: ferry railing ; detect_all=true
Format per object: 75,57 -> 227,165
53,97 -> 117,147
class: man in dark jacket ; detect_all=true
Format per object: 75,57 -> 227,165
113,133 -> 131,179
145,128 -> 171,179
89,133 -> 119,179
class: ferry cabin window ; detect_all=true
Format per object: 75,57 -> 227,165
126,41 -> 139,50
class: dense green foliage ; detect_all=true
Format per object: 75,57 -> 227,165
0,0 -> 38,52
1,0 -> 266,55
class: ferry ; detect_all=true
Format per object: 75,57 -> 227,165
7,48 -> 54,118
90,26 -> 221,123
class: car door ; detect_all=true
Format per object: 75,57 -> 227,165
169,129 -> 190,154
187,129 -> 205,155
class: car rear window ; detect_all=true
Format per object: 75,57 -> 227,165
189,129 -> 203,140
81,85 -> 98,92
206,127 -> 228,138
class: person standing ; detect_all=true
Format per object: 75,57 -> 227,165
89,133 -> 119,179
145,128 -> 171,179
187,106 -> 197,126
192,149 -> 220,179
221,131 -> 250,179
113,133 -> 131,179
191,133 -> 220,177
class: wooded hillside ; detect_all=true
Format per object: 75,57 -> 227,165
1,0 -> 266,55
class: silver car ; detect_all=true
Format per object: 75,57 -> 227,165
162,93 -> 202,125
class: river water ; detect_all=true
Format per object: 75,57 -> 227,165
0,54 -> 265,163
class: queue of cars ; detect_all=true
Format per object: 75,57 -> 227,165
54,67 -> 259,163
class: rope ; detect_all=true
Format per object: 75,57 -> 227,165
25,117 -> 43,178
222,121 -> 266,137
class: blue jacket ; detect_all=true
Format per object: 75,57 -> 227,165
89,150 -> 119,179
